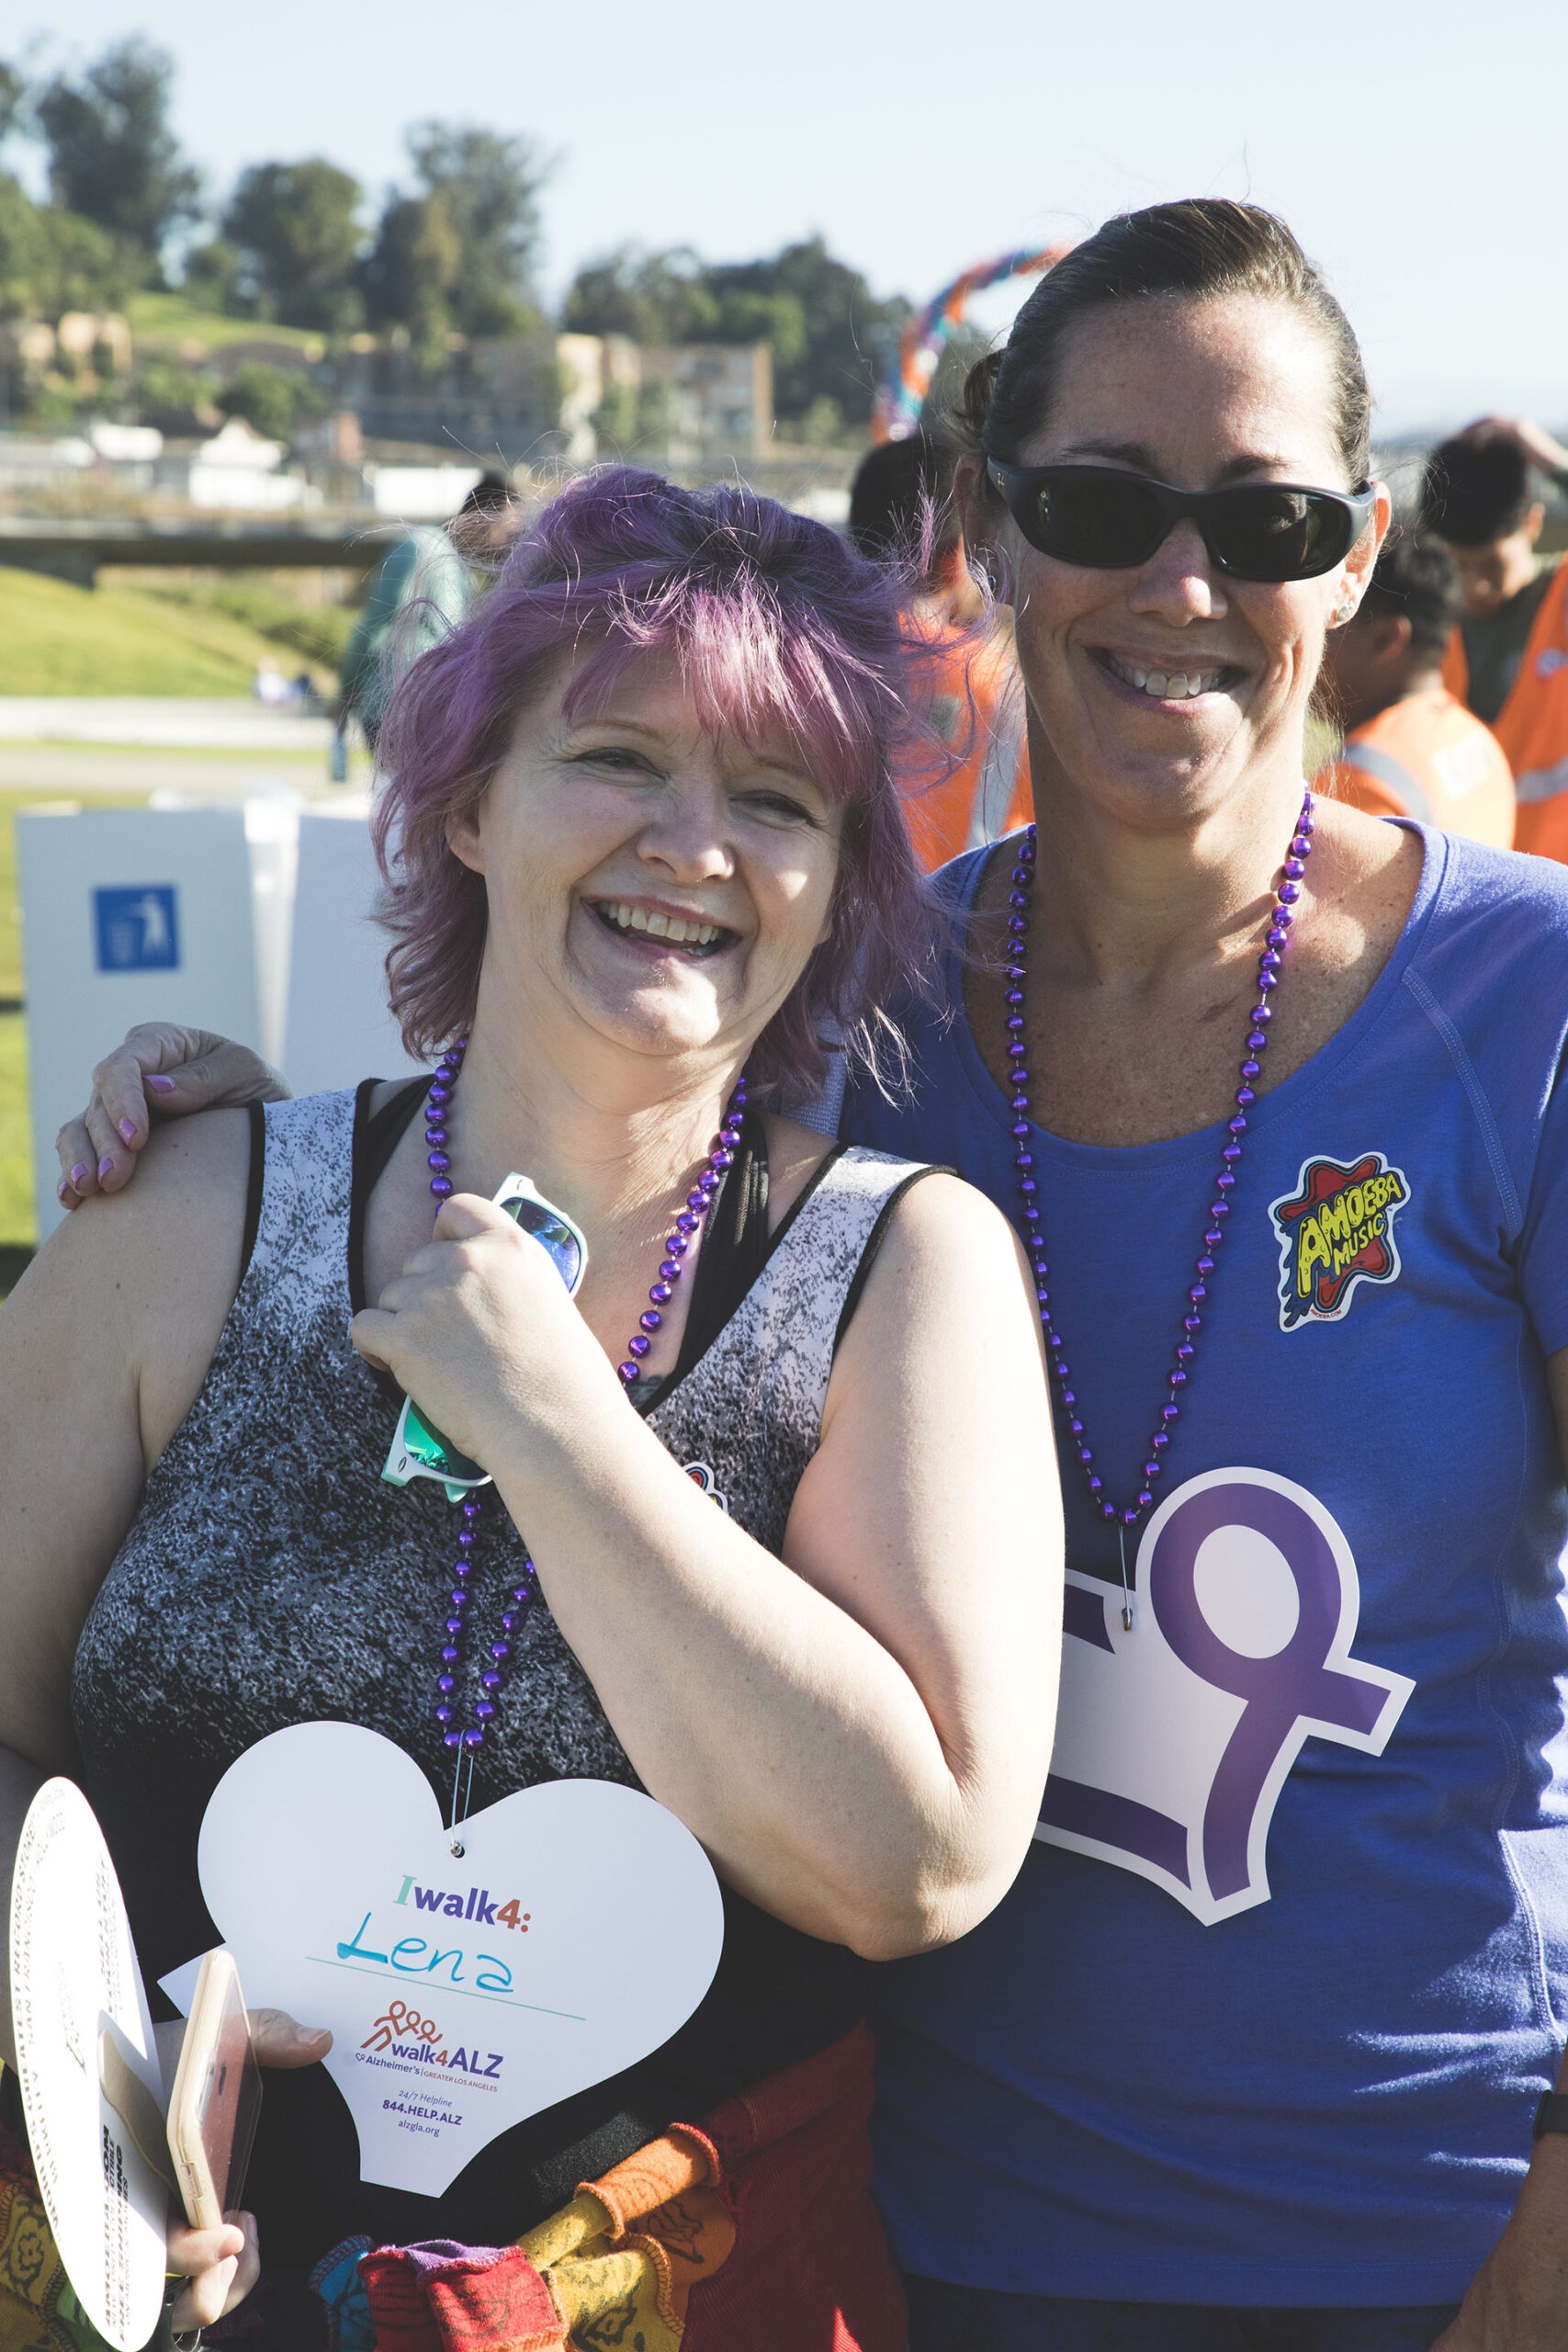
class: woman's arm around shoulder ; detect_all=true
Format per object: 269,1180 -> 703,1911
56,1023 -> 287,1205
0,1107 -> 254,1772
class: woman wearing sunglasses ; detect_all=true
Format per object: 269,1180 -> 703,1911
845,200 -> 1568,2349
0,471 -> 1057,2347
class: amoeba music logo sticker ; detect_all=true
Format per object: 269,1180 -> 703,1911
1036,1468 -> 1414,1924
1269,1150 -> 1409,1331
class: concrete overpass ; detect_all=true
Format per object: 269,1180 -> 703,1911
0,513 -> 403,588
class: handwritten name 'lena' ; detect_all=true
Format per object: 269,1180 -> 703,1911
333,1867 -> 537,1992
336,1909 -> 513,1991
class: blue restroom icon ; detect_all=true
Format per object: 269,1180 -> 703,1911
94,885 -> 180,973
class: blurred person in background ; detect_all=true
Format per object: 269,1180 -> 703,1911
334,469 -> 519,769
1424,419 -> 1568,857
1315,530 -> 1515,845
848,432 -> 1032,869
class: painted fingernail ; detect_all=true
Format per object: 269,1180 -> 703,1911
147,1074 -> 175,1093
57,1179 -> 70,1204
118,1118 -> 137,1143
97,1158 -> 115,1182
72,1163 -> 90,1187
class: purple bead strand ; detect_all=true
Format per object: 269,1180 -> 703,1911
1008,791 -> 1315,1532
423,1041 -> 747,1750
616,1076 -> 747,1386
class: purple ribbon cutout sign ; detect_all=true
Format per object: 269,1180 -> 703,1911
1038,1469 -> 1414,1924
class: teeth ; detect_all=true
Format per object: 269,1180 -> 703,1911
1108,652 -> 1221,698
597,901 -> 724,948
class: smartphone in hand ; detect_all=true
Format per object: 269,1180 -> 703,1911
165,1950 -> 263,2230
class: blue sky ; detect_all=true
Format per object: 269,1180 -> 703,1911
20,0 -> 1568,434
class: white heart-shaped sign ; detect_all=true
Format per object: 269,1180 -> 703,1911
182,1723 -> 725,2197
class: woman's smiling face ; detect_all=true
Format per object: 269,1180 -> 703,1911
447,649 -> 842,1078
992,292 -> 1387,831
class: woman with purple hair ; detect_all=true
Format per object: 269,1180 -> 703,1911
0,469 -> 1057,2347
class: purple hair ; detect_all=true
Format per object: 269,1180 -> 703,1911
373,466 -> 942,1102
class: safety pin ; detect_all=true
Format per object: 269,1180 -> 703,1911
1118,1524 -> 1136,1634
448,1741 -> 476,1850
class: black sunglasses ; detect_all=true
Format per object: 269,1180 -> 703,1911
987,460 -> 1376,584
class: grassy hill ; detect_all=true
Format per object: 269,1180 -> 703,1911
124,292 -> 325,360
0,565 -> 333,696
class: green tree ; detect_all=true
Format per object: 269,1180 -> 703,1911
563,237 -> 904,430
0,61 -> 25,147
180,236 -> 242,314
215,359 -> 310,442
358,187 -> 461,368
359,123 -> 547,350
707,238 -> 904,425
0,171 -> 37,316
34,39 -> 201,277
133,355 -> 218,429
0,171 -> 131,320
36,202 -> 130,315
223,158 -> 365,331
563,245 -> 719,346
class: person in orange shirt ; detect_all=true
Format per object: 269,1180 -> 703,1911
1422,418 -> 1568,859
1315,530 -> 1515,846
848,432 -> 1032,870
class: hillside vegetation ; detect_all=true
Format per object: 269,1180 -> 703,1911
0,566 -> 333,695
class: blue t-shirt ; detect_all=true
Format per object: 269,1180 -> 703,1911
842,826 -> 1568,2304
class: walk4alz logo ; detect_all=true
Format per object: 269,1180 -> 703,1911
1037,1469 -> 1413,1923
1269,1150 -> 1409,1330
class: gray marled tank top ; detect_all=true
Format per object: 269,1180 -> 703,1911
71,1086 -> 930,2254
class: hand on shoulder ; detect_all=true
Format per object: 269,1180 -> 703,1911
56,1023 -> 287,1210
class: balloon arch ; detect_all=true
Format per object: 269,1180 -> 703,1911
871,243 -> 1076,443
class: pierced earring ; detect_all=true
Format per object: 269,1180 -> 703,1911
1330,599 -> 1356,626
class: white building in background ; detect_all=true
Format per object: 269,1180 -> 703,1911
87,421 -> 164,463
367,463 -> 485,520
154,416 -> 322,512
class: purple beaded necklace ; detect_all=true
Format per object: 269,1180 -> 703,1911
1005,789 -> 1316,1591
420,1035 -> 746,1808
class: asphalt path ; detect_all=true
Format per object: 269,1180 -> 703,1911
0,746 -> 339,798
0,697 -> 334,751
0,700 -> 356,798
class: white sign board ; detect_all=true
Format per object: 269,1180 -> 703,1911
166,1723 -> 725,2197
281,805 -> 422,1096
17,803 -> 289,1239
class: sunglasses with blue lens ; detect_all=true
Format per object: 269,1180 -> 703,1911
381,1175 -> 588,1502
987,460 -> 1376,584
